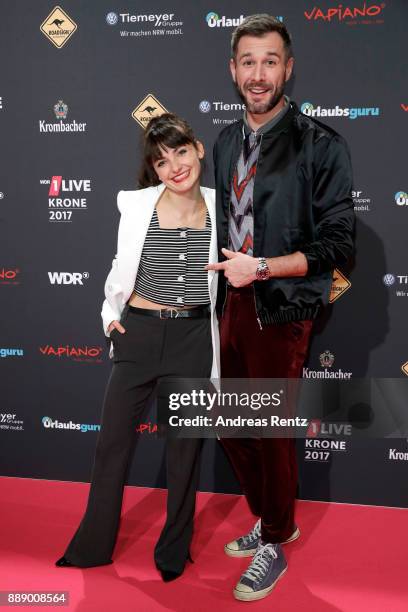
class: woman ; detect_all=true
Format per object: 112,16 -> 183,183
55,113 -> 219,581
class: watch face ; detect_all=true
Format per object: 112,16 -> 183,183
256,266 -> 270,281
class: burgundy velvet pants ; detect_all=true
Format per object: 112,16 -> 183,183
220,286 -> 313,544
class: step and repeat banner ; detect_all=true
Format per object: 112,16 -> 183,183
1,1 -> 407,508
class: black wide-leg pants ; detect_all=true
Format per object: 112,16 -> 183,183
63,306 -> 212,573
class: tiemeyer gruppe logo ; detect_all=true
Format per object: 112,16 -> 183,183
353,189 -> 371,212
383,273 -> 408,297
42,416 -> 101,433
48,272 -> 90,285
304,2 -> 385,24
39,100 -> 86,133
304,418 -> 351,462
199,99 -> 245,125
301,101 -> 380,120
0,412 -> 24,432
40,175 -> 91,223
0,268 -> 20,286
107,11 -> 183,37
303,350 -> 353,379
205,13 -> 283,28
39,345 -> 103,363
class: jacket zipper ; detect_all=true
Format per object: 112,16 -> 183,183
221,132 -> 242,319
252,133 -> 264,331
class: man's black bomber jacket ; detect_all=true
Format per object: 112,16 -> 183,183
213,101 -> 355,326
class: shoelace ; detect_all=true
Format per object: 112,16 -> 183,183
241,543 -> 278,582
240,519 -> 261,546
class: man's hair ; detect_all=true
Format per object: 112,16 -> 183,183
231,14 -> 293,62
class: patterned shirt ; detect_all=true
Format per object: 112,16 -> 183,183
228,97 -> 291,256
134,209 -> 211,307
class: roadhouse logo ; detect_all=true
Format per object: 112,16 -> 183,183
132,94 -> 168,129
303,350 -> 353,379
304,2 -> 385,24
330,268 -> 351,303
40,175 -> 91,223
304,418 -> 350,462
0,412 -> 24,432
199,99 -> 245,126
39,345 -> 103,363
0,268 -> 20,286
382,274 -> 408,297
0,348 -> 24,358
48,272 -> 90,285
39,100 -> 86,133
353,189 -> 371,212
42,416 -> 101,433
109,11 -> 183,37
40,6 -> 77,48
395,191 -> 408,206
301,101 -> 380,120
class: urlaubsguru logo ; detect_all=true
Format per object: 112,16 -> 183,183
301,101 -> 380,120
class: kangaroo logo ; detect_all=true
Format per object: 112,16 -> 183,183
143,106 -> 157,115
132,94 -> 168,129
48,19 -> 64,27
41,7 -> 77,49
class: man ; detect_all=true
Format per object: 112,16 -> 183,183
207,14 -> 354,602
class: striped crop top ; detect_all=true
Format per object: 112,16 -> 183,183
134,208 -> 211,307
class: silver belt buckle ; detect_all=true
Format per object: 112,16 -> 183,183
160,308 -> 180,319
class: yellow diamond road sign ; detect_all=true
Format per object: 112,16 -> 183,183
402,362 -> 408,376
41,6 -> 77,49
329,268 -> 351,303
132,94 -> 168,129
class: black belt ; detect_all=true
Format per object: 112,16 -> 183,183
128,305 -> 211,319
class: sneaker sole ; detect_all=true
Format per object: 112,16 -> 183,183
233,565 -> 288,601
224,527 -> 300,558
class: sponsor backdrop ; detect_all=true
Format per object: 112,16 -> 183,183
1,1 -> 407,509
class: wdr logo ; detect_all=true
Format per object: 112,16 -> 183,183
48,272 -> 89,285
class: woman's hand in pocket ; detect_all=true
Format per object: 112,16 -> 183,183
108,320 -> 126,335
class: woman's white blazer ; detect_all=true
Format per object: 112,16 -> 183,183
101,183 -> 220,378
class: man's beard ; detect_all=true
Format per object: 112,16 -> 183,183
234,79 -> 286,115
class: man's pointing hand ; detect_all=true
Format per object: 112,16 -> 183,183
206,248 -> 258,287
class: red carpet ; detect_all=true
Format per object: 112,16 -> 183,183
0,477 -> 407,611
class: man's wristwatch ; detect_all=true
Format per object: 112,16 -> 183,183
255,257 -> 271,281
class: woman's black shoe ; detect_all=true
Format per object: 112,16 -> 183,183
55,556 -> 74,567
159,569 -> 182,582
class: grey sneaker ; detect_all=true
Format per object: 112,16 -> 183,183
224,519 -> 300,557
233,542 -> 287,601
